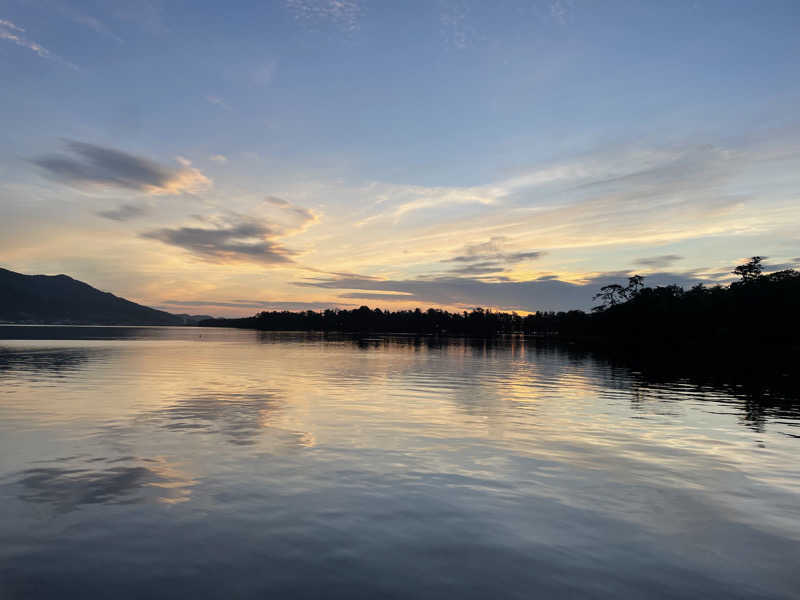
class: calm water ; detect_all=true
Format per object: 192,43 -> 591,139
1,326 -> 799,599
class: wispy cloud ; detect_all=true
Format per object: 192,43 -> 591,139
446,261 -> 509,276
265,196 -> 291,207
160,299 -> 354,311
353,147 -> 691,226
72,14 -> 123,44
0,18 -> 78,69
762,260 -> 800,273
286,0 -> 363,32
265,195 -> 319,228
432,236 -> 546,277
95,203 -> 149,221
205,95 -> 231,110
295,140 -> 800,297
0,19 -> 23,32
445,236 -> 544,264
109,0 -> 166,34
43,1 -> 124,43
439,0 -> 473,49
549,0 -> 574,25
349,144 -> 763,273
252,59 -> 278,86
32,140 -> 211,195
634,255 -> 683,269
141,197 -> 318,265
354,183 -> 496,226
142,218 -> 296,265
210,154 -> 228,164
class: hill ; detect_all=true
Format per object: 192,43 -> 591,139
0,267 -> 191,325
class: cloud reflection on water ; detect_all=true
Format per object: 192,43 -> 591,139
142,390 -> 314,448
10,456 -> 195,512
0,329 -> 799,599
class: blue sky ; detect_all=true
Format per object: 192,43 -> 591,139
2,1 -> 800,315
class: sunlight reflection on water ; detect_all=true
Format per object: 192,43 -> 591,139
0,327 -> 798,599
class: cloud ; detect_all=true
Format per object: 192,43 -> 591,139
160,299 -> 355,311
446,261 -> 509,276
141,199 -> 318,265
286,0 -> 362,32
439,0 -> 473,49
295,271 -> 707,312
252,59 -> 278,86
71,14 -> 123,43
341,144 -> 773,292
501,251 -> 544,262
210,154 -> 228,163
290,205 -> 317,223
634,255 -> 683,269
32,140 -> 211,195
445,236 -> 544,264
264,195 -> 320,229
395,187 -> 495,218
356,144 -> 748,230
435,236 -> 545,276
95,203 -> 149,221
48,2 -> 125,44
143,391 -> 284,446
0,18 -> 78,69
353,184 -> 497,227
352,147 -> 685,226
205,95 -> 231,110
141,218 -> 296,265
338,292 -> 414,301
0,19 -> 23,32
549,0 -> 573,25
763,261 -> 799,272
109,0 -> 166,34
265,195 -> 290,207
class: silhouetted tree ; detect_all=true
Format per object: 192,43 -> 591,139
733,256 -> 764,282
625,275 -> 645,298
593,275 -> 645,310
593,284 -> 626,311
200,258 -> 798,346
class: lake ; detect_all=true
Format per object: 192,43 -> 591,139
1,326 -> 798,599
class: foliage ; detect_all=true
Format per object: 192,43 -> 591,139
592,275 -> 645,311
201,257 -> 800,345
732,256 -> 764,282
585,258 -> 800,344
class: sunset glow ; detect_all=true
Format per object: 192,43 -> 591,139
2,2 -> 799,315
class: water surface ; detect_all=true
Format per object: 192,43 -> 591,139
1,326 -> 798,599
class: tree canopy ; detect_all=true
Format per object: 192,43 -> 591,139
201,257 -> 800,346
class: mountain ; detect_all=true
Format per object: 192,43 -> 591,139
0,267 -> 191,325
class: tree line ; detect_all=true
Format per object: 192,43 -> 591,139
200,257 -> 799,345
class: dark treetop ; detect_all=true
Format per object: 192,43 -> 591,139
201,257 -> 800,345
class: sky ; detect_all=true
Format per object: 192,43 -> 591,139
2,0 -> 800,316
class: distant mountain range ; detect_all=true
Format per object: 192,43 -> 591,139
0,267 -> 210,325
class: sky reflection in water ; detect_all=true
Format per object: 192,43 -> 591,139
0,327 -> 798,599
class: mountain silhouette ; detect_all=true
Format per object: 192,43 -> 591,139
0,267 -> 196,325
